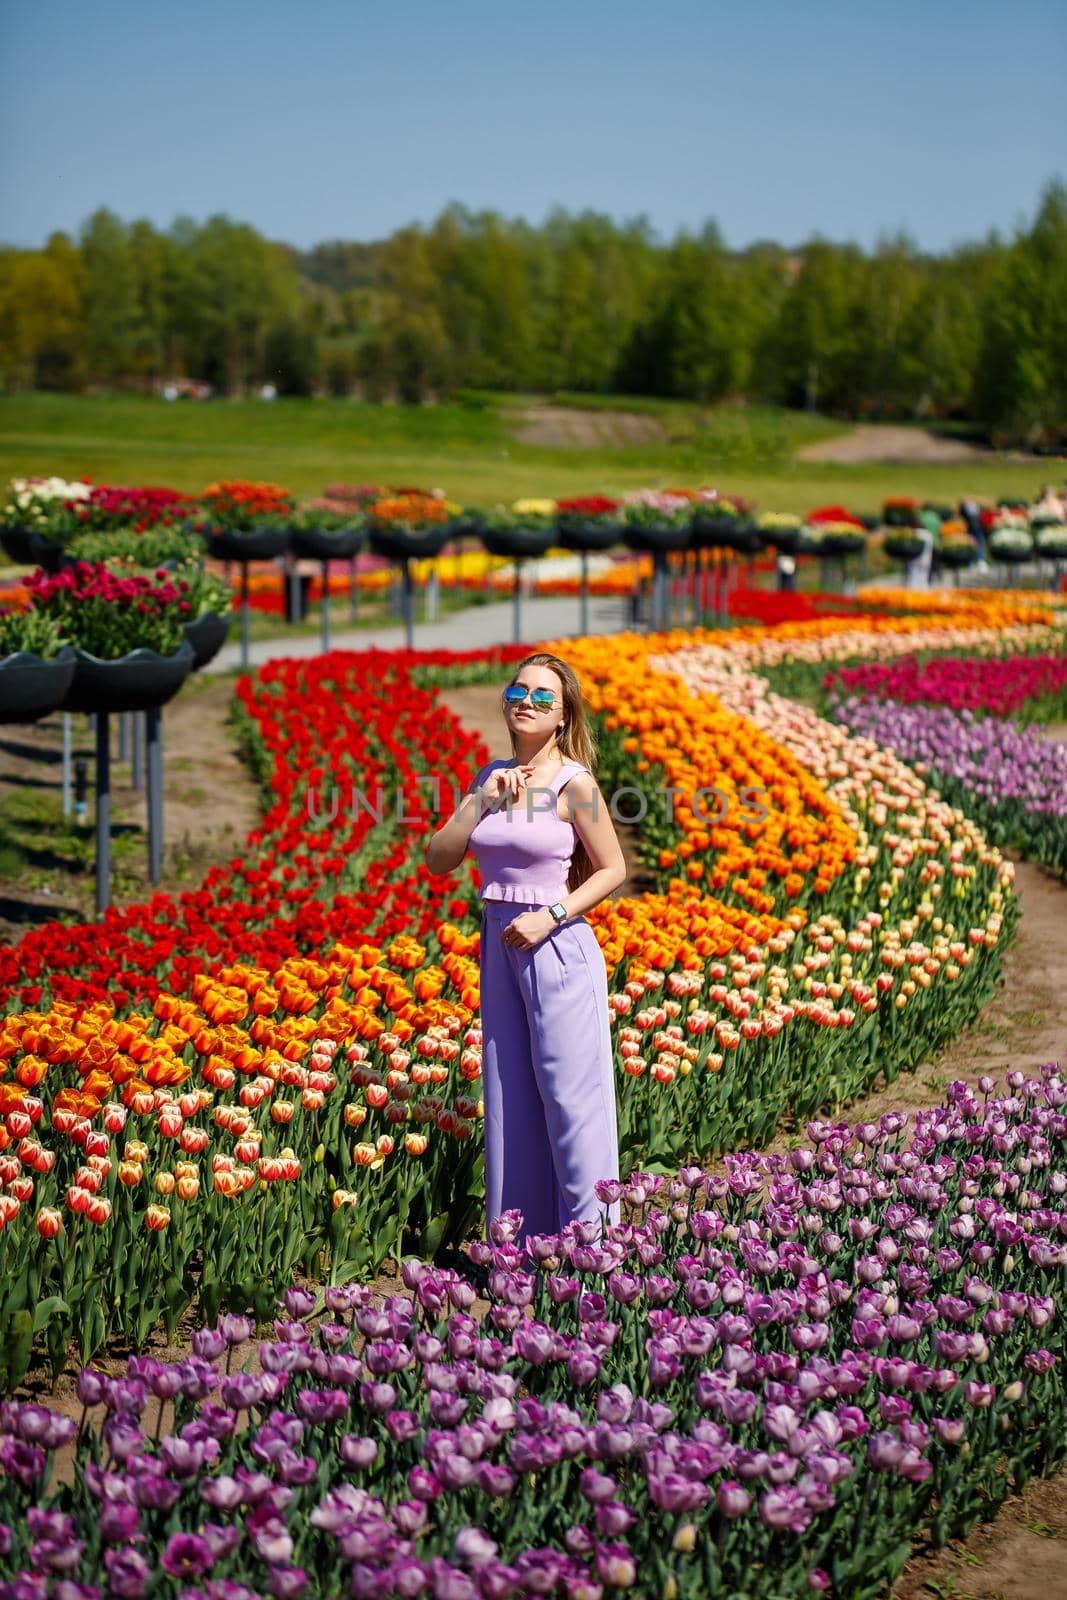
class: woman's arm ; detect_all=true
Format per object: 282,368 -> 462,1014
556,771 -> 628,917
425,764 -> 492,876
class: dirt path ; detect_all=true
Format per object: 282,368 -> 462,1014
795,424 -> 1030,466
508,404 -> 669,449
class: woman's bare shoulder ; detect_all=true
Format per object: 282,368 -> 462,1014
557,765 -> 600,821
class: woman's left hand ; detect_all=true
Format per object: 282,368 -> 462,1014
501,910 -> 555,950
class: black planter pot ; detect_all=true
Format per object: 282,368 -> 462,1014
991,546 -> 1034,566
689,513 -> 739,551
819,534 -> 867,557
0,645 -> 77,724
61,638 -> 196,714
936,544 -> 978,570
367,524 -> 453,561
0,525 -> 74,572
883,536 -> 925,563
726,522 -> 765,557
290,525 -> 367,561
556,519 -> 624,552
183,610 -> 232,669
448,515 -> 487,540
883,507 -> 920,529
761,527 -> 802,554
622,522 -> 692,554
479,525 -> 556,560
206,525 -> 291,562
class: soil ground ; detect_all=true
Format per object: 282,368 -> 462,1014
795,424 -> 1036,468
4,682 -> 1065,1592
509,404 -> 670,449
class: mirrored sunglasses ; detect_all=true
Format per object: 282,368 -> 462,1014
503,685 -> 557,710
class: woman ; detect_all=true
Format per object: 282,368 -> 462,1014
425,651 -> 627,1247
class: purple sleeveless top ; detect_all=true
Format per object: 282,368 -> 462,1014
467,758 -> 590,904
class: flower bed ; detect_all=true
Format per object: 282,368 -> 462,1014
826,651 -> 1067,724
0,600 -> 1032,1373
0,1069 -> 1063,1600
827,696 -> 1067,882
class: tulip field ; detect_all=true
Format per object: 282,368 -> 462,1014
0,586 -> 1065,1597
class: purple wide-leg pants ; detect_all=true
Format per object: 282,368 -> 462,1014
479,898 -> 621,1246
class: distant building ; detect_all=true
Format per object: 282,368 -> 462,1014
159,378 -> 214,400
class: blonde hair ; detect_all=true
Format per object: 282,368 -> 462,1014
503,651 -> 599,894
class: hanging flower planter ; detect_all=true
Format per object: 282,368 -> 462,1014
937,540 -> 978,570
479,524 -> 556,559
623,521 -> 692,554
0,645 -> 77,724
818,531 -> 867,557
0,526 -> 73,572
757,516 -> 803,554
289,524 -> 367,562
61,638 -> 196,715
555,518 -> 623,552
182,610 -> 232,670
726,521 -> 765,557
367,523 -> 454,561
1035,526 -> 1067,560
688,512 -> 737,550
205,524 -> 291,562
989,529 -> 1035,565
883,532 -> 926,564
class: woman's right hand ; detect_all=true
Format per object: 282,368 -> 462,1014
481,763 -> 536,806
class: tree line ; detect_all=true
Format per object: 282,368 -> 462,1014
1,181 -> 1064,443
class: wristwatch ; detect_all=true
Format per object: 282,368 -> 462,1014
548,902 -> 568,925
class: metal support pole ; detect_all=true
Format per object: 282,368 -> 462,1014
61,712 -> 72,817
288,561 -> 301,626
401,559 -> 414,649
95,711 -> 110,917
426,567 -> 439,624
580,551 -> 589,637
146,706 -> 163,884
118,710 -> 129,764
240,563 -> 250,670
321,561 -> 331,654
131,710 -> 144,791
512,560 -> 523,643
651,549 -> 667,632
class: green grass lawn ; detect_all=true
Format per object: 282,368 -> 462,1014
0,392 -> 1059,521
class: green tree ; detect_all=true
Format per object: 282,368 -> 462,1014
80,207 -> 147,378
774,238 -> 867,413
179,214 -> 302,392
0,232 -> 86,390
974,180 -> 1067,443
365,226 -> 449,402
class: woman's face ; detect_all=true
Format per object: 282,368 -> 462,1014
503,666 -> 565,732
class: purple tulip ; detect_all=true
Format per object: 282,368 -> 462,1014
192,1327 -> 227,1361
160,1532 -> 215,1579
759,1487 -> 812,1533
102,1548 -> 151,1600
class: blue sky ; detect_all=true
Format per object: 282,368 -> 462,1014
1,0 -> 1064,253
